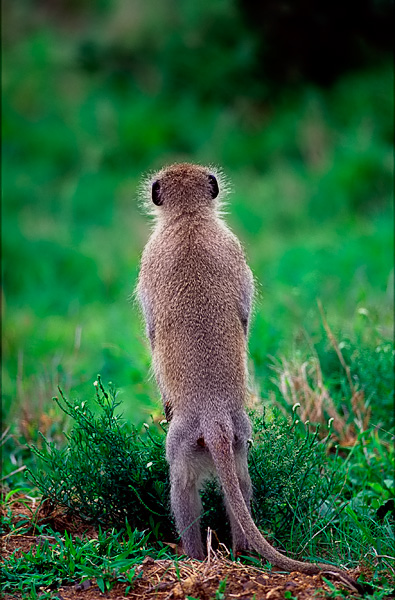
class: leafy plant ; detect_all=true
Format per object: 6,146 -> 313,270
0,488 -> 33,536
26,377 -> 369,566
248,410 -> 342,554
1,521 -> 170,598
215,576 -> 228,600
28,377 -> 172,538
320,574 -> 395,600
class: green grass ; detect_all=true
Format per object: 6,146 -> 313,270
2,9 -> 393,430
1,513 -> 172,598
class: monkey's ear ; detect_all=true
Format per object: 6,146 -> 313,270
152,180 -> 163,206
208,174 -> 219,199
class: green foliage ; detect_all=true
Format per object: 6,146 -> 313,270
28,377 -> 171,538
26,378 -> 394,569
251,419 -> 395,567
1,520 -> 170,598
342,429 -> 394,513
249,413 -> 340,551
320,575 -> 394,600
29,380 -> 340,550
215,576 -> 228,600
2,1 -> 393,431
30,379 -> 341,549
261,334 -> 395,566
317,339 -> 394,431
0,488 -> 34,536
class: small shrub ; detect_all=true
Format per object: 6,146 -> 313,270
248,409 -> 342,554
28,377 -> 172,539
29,378 -> 343,560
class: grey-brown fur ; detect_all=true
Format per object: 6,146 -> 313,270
136,163 -> 360,588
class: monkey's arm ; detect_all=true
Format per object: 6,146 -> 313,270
138,288 -> 156,348
239,268 -> 254,338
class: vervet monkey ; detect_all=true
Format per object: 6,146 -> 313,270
136,163 -> 360,588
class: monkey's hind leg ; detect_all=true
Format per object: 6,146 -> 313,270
169,459 -> 205,559
224,447 -> 253,555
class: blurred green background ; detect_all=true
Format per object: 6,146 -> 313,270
2,0 -> 393,433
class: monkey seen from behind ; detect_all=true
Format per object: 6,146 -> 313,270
136,163 -> 360,586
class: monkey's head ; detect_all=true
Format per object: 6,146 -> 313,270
142,163 -> 227,219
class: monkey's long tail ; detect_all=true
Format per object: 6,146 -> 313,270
205,427 -> 364,592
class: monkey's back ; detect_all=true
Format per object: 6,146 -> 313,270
138,215 -> 252,415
